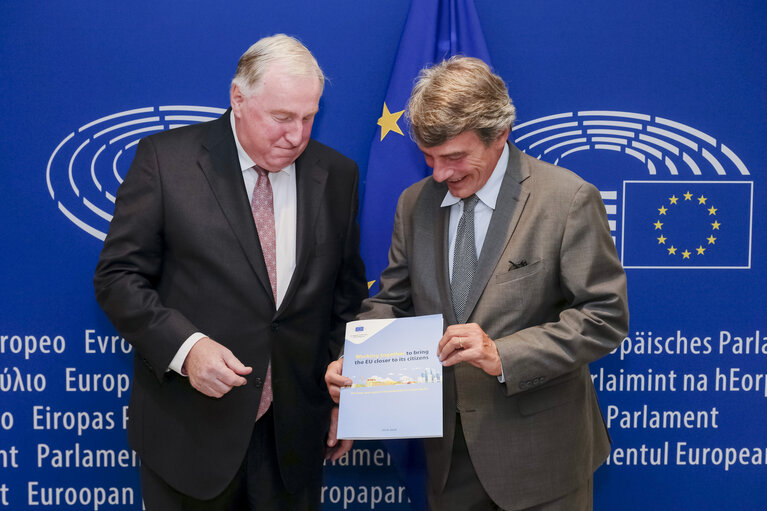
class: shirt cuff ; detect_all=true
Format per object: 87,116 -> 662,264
494,343 -> 505,383
168,332 -> 207,375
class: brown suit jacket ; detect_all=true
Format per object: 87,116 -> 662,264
358,143 -> 628,510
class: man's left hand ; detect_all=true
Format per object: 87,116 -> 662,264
438,323 -> 502,376
325,406 -> 353,461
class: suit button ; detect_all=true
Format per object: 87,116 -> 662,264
254,377 -> 263,389
271,322 -> 279,332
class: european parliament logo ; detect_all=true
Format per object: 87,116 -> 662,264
46,106 -> 226,241
512,110 -> 755,270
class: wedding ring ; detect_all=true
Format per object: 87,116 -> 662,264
458,337 -> 463,349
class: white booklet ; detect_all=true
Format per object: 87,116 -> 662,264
337,314 -> 444,440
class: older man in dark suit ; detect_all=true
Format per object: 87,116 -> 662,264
95,34 -> 367,510
326,57 -> 628,510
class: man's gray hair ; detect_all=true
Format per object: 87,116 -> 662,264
407,56 -> 516,147
232,34 -> 325,96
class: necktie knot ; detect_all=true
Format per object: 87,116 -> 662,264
463,194 -> 480,213
254,165 -> 269,179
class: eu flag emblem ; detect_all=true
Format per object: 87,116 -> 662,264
621,181 -> 752,269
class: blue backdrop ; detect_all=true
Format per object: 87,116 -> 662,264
1,1 -> 765,509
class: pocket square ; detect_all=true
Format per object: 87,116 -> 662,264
508,259 -> 528,271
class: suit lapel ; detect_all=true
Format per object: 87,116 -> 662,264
278,143 -> 328,315
432,185 -> 456,325
199,111 -> 275,306
460,144 -> 530,323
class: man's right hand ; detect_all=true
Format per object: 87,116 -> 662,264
183,337 -> 252,398
324,358 -> 351,404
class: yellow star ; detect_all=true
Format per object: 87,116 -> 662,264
668,245 -> 677,255
683,191 -> 693,200
367,280 -> 376,289
658,205 -> 668,215
711,220 -> 721,230
698,195 -> 707,205
696,245 -> 706,255
669,195 -> 679,205
682,250 -> 691,259
657,234 -> 667,244
708,205 -> 718,215
377,103 -> 404,141
654,220 -> 663,230
707,235 -> 716,245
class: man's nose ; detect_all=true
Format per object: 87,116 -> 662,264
432,161 -> 453,183
284,121 -> 303,145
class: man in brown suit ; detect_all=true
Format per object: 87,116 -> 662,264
326,57 -> 628,510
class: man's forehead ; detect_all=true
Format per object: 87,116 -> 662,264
266,105 -> 319,117
250,72 -> 321,111
420,131 -> 480,156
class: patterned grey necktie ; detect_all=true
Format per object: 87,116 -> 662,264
451,194 -> 480,320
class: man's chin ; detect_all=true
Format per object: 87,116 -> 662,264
447,186 -> 472,199
265,155 -> 299,170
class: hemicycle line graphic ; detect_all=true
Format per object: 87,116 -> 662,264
46,105 -> 226,240
48,108 -> 752,247
512,110 -> 749,177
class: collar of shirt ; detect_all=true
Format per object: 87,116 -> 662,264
440,141 -> 509,210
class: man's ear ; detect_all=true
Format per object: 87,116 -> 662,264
496,127 -> 511,147
230,83 -> 243,115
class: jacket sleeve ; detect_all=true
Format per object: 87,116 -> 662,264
496,181 -> 629,396
327,164 -> 369,359
357,188 -> 417,321
93,136 -> 197,381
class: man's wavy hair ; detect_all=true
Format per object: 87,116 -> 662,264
407,56 -> 516,147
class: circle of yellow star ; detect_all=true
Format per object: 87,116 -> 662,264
652,189 -> 727,262
377,102 -> 405,141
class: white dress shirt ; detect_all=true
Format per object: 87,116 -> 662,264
168,112 -> 297,374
